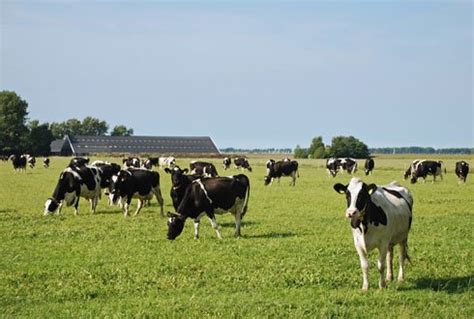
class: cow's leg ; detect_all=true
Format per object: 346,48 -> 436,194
355,245 -> 369,290
386,245 -> 394,282
154,187 -> 164,216
193,217 -> 202,239
74,198 -> 80,216
58,202 -> 64,215
377,246 -> 388,289
134,199 -> 143,216
398,241 -> 408,282
123,197 -> 131,217
234,212 -> 242,238
207,213 -> 222,239
291,171 -> 296,186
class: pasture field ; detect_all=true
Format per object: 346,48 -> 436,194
0,156 -> 473,318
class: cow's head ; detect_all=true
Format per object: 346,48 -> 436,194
266,159 -> 275,169
334,178 -> 377,228
44,197 -> 60,215
165,166 -> 189,187
167,212 -> 186,240
109,171 -> 131,204
264,175 -> 272,186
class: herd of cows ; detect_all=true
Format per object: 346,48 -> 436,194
1,154 -> 471,289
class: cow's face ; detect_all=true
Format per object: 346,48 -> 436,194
334,178 -> 377,227
264,176 -> 272,186
167,212 -> 185,240
165,166 -> 188,186
44,198 -> 60,215
109,173 -> 129,204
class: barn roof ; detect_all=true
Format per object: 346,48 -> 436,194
50,138 -> 67,153
59,135 -> 220,155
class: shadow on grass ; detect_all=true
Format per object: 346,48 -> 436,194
406,275 -> 473,294
244,231 -> 297,239
219,220 -> 260,228
0,209 -> 17,214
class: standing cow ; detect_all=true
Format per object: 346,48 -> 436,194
234,157 -> 252,172
455,161 -> 469,183
9,155 -> 27,172
189,161 -> 218,177
334,178 -> 413,290
410,160 -> 445,184
265,160 -> 299,186
43,157 -> 50,168
326,158 -> 342,177
122,157 -> 141,169
223,157 -> 231,170
164,166 -> 201,210
364,158 -> 375,176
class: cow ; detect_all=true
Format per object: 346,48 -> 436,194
44,166 -> 102,215
159,156 -> 176,169
283,157 -> 291,162
9,154 -> 27,172
164,166 -> 201,210
340,158 -> 358,174
189,161 -> 218,177
167,174 -> 250,240
266,159 -> 276,175
334,177 -> 413,290
455,161 -> 469,183
25,155 -> 36,168
142,157 -> 159,170
234,157 -> 252,172
122,157 -> 141,169
108,168 -> 164,217
364,158 -> 375,176
326,158 -> 342,177
404,160 -> 422,180
69,157 -> 90,168
264,160 -> 299,186
92,162 -> 121,190
410,160 -> 445,184
43,157 -> 50,168
223,157 -> 231,170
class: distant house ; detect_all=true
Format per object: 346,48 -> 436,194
50,135 -> 220,156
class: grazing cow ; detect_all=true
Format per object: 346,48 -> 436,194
326,158 -> 342,177
43,157 -> 50,168
410,160 -> 444,184
334,177 -> 413,290
264,160 -> 299,186
340,158 -> 358,174
234,157 -> 252,172
164,166 -> 201,210
10,155 -> 27,172
69,157 -> 90,168
455,161 -> 469,183
364,158 -> 375,176
109,168 -> 164,217
159,156 -> 176,169
189,161 -> 218,177
122,157 -> 141,169
404,160 -> 422,180
167,174 -> 250,240
44,166 -> 102,215
25,155 -> 36,168
142,157 -> 159,170
223,157 -> 231,170
266,159 -> 276,175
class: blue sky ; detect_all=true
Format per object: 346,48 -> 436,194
1,1 -> 472,148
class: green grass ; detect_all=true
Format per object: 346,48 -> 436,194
0,156 -> 473,318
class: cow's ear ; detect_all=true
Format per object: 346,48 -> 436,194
333,183 -> 347,194
183,168 -> 189,173
164,168 -> 171,174
367,184 -> 377,195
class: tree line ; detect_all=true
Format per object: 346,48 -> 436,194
220,147 -> 292,154
370,147 -> 472,155
294,136 -> 371,159
0,91 -> 134,156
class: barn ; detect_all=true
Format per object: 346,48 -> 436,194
50,135 -> 220,156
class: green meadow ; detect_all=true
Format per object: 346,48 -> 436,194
0,156 -> 472,318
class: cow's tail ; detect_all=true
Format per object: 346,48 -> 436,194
241,181 -> 250,218
404,240 -> 411,264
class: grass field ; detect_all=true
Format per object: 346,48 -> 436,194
0,156 -> 473,318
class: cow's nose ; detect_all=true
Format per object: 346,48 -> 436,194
346,209 -> 358,218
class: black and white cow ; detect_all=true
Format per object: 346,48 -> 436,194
223,157 -> 231,170
264,160 -> 299,186
326,158 -> 342,177
164,166 -> 201,210
266,159 -> 276,175
404,159 -> 422,180
234,157 -> 252,172
410,160 -> 444,184
43,157 -> 50,168
44,166 -> 102,215
455,161 -> 469,183
142,157 -> 159,170
159,156 -> 176,169
340,158 -> 358,174
25,155 -> 36,168
69,157 -> 90,168
334,177 -> 413,290
189,161 -> 218,177
167,174 -> 250,240
364,158 -> 375,176
122,157 -> 141,169
10,154 -> 27,172
92,162 -> 121,189
109,168 -> 164,217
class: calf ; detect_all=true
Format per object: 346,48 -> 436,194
364,158 -> 375,176
223,157 -> 231,170
410,160 -> 444,184
189,161 -> 218,177
234,157 -> 252,172
455,161 -> 469,183
326,158 -> 341,177
167,174 -> 250,240
70,157 -> 90,167
164,166 -> 201,210
44,166 -> 101,215
264,160 -> 299,186
10,155 -> 27,172
109,168 -> 164,217
334,177 -> 413,290
43,157 -> 50,168
122,157 -> 141,169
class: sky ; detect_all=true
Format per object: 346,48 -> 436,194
1,1 -> 472,149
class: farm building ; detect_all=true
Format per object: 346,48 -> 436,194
50,135 -> 220,156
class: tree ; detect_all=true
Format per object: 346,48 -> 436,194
328,136 -> 370,158
0,91 -> 29,154
28,121 -> 54,156
294,145 -> 309,158
308,136 -> 326,158
111,125 -> 134,136
50,117 -> 110,138
81,117 -> 109,136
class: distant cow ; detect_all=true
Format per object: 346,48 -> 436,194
25,155 -> 36,168
223,157 -> 231,170
164,166 -> 201,210
265,160 -> 299,186
455,161 -> 469,183
70,157 -> 90,168
410,160 -> 444,184
234,157 -> 252,172
334,177 -> 413,290
326,158 -> 342,177
122,157 -> 141,169
10,155 -> 27,172
43,157 -> 50,168
44,166 -> 102,215
142,157 -> 159,170
109,168 -> 164,217
167,174 -> 250,240
404,160 -> 422,180
364,159 -> 375,176
189,161 -> 218,177
340,158 -> 358,174
159,156 -> 176,169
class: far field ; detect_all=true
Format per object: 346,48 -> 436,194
0,155 -> 473,317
